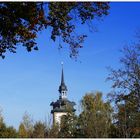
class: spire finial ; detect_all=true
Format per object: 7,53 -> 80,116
61,61 -> 63,69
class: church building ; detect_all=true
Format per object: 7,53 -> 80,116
50,63 -> 76,125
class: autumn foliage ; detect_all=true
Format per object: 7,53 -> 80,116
0,2 -> 110,59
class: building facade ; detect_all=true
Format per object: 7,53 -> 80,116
50,64 -> 76,125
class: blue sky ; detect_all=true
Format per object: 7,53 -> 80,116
0,2 -> 140,129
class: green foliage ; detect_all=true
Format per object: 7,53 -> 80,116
0,122 -> 7,137
32,121 -> 48,138
18,123 -> 28,138
78,92 -> 112,138
58,111 -> 78,138
0,2 -> 110,59
22,112 -> 34,137
48,124 -> 59,138
113,100 -> 140,138
108,124 -> 120,138
0,114 -> 17,138
3,126 -> 18,138
107,44 -> 140,138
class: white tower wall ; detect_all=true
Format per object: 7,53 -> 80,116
53,112 -> 67,125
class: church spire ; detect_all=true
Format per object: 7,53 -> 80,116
58,62 -> 67,99
61,62 -> 65,85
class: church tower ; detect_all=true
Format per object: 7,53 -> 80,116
50,63 -> 76,125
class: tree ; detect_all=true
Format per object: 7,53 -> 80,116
107,45 -> 140,107
3,126 -> 18,138
0,2 -> 110,59
0,108 -> 3,127
18,123 -> 28,138
78,92 -> 112,138
48,124 -> 59,138
0,111 -> 17,138
58,111 -> 78,138
107,44 -> 140,137
32,121 -> 48,138
22,112 -> 34,137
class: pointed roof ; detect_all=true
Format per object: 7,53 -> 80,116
61,68 -> 64,85
50,98 -> 76,113
58,62 -> 67,93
